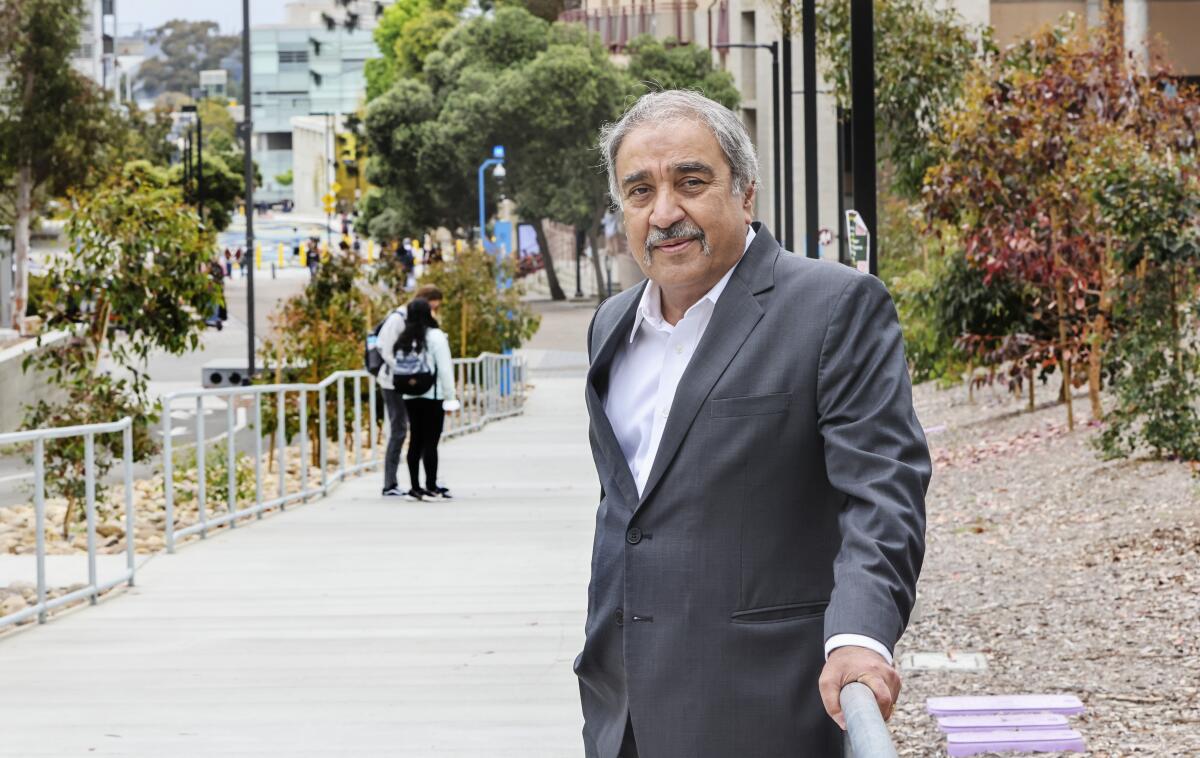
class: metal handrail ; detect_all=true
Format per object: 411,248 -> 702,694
841,682 -> 899,758
0,417 -> 137,630
159,353 -> 527,552
1,353 -> 526,631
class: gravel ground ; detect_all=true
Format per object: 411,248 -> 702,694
891,378 -> 1200,756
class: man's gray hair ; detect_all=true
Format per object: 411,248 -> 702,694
599,90 -> 759,209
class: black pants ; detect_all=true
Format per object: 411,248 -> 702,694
381,387 -> 409,492
404,398 -> 444,491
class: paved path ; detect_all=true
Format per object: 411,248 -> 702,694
0,372 -> 595,757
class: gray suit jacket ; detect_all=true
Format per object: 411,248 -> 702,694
575,223 -> 931,758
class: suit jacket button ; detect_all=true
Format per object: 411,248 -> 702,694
615,607 -> 624,626
626,527 -> 642,545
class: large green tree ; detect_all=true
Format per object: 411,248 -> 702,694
0,0 -> 126,331
624,35 -> 740,110
135,20 -> 240,98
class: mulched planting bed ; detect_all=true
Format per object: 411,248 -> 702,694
891,380 -> 1200,756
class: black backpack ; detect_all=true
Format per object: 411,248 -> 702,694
393,346 -> 436,395
364,308 -> 404,374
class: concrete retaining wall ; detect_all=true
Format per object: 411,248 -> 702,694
0,332 -> 69,433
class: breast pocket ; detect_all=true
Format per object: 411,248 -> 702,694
710,392 -> 792,418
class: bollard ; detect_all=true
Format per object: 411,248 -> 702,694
277,242 -> 284,268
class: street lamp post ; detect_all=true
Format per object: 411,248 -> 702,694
715,42 -> 780,241
242,0 -> 256,382
477,146 -> 506,252
181,104 -> 204,224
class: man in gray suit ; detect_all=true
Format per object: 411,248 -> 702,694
575,90 -> 931,757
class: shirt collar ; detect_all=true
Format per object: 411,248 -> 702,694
628,225 -> 756,343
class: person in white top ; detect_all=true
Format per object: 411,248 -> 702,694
379,284 -> 443,496
395,297 -> 459,500
575,90 -> 930,758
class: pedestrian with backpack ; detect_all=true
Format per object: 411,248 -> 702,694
370,285 -> 444,497
394,297 -> 458,501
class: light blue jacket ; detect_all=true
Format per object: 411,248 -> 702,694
402,328 -> 457,402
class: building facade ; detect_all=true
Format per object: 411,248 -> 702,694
249,0 -> 393,205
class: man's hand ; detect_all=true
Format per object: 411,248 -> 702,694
818,645 -> 901,730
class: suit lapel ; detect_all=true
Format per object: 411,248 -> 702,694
636,224 -> 780,510
586,283 -> 645,508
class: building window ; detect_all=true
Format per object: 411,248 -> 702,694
278,49 -> 310,65
265,132 -> 293,151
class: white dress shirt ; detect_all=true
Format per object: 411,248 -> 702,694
602,225 -> 894,665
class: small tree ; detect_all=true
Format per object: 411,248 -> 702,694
1087,135 -> 1200,462
22,168 -> 220,537
0,0 -> 127,331
420,246 -> 541,357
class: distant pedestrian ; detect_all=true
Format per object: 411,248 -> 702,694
236,247 -> 247,277
396,295 -> 457,500
377,284 -> 445,497
206,257 -> 225,330
224,249 -> 234,277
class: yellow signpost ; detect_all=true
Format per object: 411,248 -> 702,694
276,243 -> 284,267
367,239 -> 375,262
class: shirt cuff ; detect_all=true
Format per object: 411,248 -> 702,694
824,634 -> 894,666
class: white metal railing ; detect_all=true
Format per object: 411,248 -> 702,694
160,353 -> 527,553
0,353 -> 526,631
0,417 -> 137,629
841,682 -> 899,758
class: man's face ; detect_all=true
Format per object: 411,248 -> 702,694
614,118 -> 754,293
429,298 -> 442,318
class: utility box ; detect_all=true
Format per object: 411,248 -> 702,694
201,360 -> 264,389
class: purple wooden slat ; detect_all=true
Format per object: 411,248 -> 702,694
947,729 -> 1086,756
938,713 -> 1070,732
927,694 -> 1085,716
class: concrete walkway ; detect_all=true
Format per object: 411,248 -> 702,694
0,372 -> 595,757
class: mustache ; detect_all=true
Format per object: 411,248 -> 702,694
643,221 -> 711,264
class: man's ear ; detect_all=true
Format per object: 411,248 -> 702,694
742,183 -> 757,223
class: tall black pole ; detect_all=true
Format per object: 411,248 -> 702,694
196,112 -> 204,225
850,0 -> 877,276
769,42 -> 781,240
242,0 -> 256,380
801,0 -> 818,258
836,109 -> 847,265
184,130 -> 192,189
781,27 -> 795,250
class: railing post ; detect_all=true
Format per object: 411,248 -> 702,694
84,432 -> 97,604
299,389 -> 309,497
276,390 -> 286,508
226,399 -> 237,528
33,437 -> 46,623
254,392 -> 264,517
196,396 -> 207,539
123,422 -> 135,585
318,385 -> 328,492
352,375 -> 362,467
337,378 -> 346,474
162,399 -> 176,553
367,376 -> 377,462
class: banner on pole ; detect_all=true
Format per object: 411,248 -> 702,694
844,209 -> 870,273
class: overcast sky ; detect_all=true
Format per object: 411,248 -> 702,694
116,0 -> 291,35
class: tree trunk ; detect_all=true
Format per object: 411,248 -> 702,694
587,207 -> 608,301
1028,365 -> 1035,412
1088,252 -> 1111,422
12,165 -> 33,333
1054,270 -> 1075,431
588,228 -> 606,301
534,219 -> 566,301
